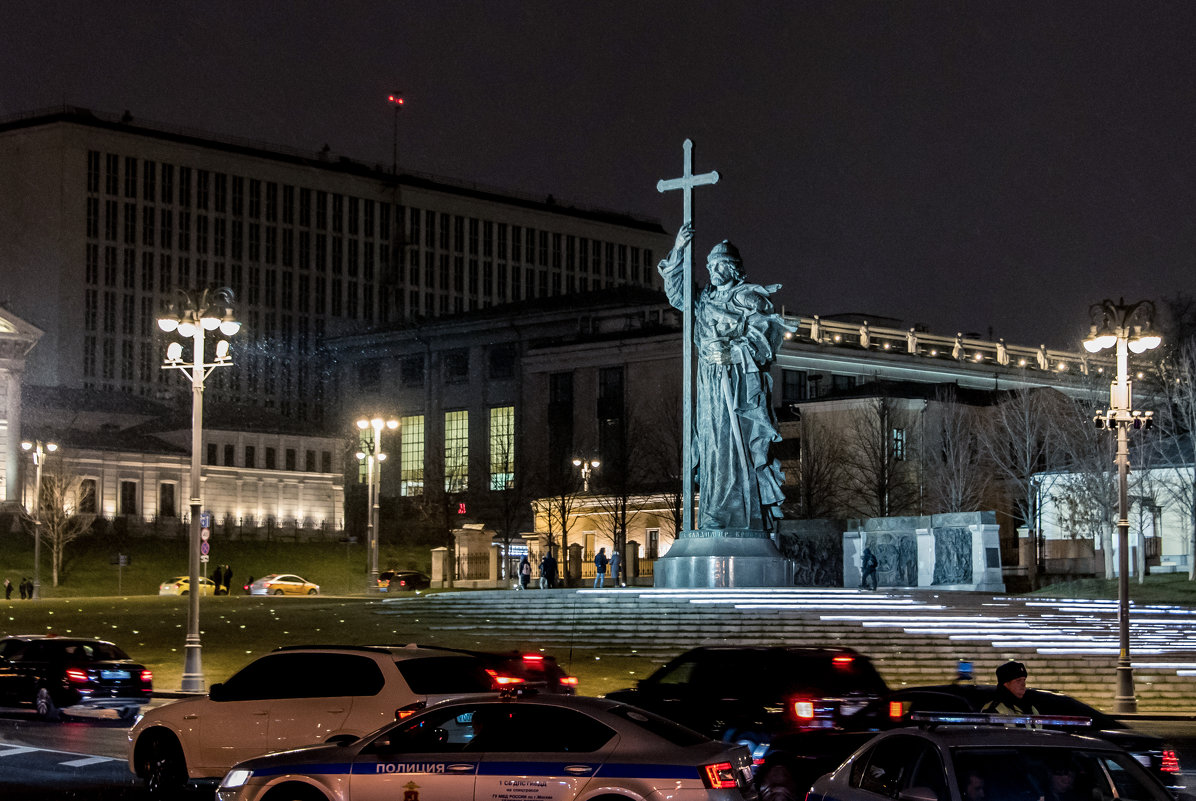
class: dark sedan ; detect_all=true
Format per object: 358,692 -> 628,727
756,683 -> 1181,800
0,635 -> 152,720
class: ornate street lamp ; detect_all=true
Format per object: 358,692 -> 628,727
357,416 -> 399,589
20,439 -> 58,600
572,457 -> 600,493
1082,297 -> 1161,714
158,287 -> 240,692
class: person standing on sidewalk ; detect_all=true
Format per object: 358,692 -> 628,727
593,547 -> 608,588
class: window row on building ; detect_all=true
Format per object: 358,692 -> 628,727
205,442 -> 334,473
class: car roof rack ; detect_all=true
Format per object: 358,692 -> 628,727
909,712 -> 1092,729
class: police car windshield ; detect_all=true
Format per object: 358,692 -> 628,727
608,704 -> 709,746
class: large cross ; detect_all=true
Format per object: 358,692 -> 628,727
657,139 -> 719,534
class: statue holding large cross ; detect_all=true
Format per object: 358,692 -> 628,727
654,139 -> 795,588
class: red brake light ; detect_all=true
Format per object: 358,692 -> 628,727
792,700 -> 815,720
832,654 -> 854,668
1161,749 -> 1181,774
141,669 -> 154,684
396,701 -> 426,720
559,676 -> 579,687
888,701 -> 905,720
702,761 -> 738,789
521,654 -> 544,663
65,668 -> 89,683
484,668 -> 525,687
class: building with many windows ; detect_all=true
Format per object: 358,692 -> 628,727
0,106 -> 669,426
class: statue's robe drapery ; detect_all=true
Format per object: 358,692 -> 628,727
659,244 -> 790,532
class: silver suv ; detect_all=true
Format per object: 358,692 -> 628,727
128,644 -> 495,795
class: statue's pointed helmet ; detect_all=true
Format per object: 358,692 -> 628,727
708,239 -> 742,265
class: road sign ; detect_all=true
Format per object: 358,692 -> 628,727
200,554 -> 209,564
201,541 -> 210,556
200,512 -> 211,528
201,528 -> 210,542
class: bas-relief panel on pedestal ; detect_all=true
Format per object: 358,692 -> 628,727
932,526 -> 974,585
777,528 -> 841,587
868,531 -> 918,588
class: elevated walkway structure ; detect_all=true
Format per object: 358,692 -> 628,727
377,587 -> 1196,713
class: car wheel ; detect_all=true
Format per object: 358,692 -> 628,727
34,687 -> 60,721
273,589 -> 284,595
138,731 -> 187,799
307,588 -> 318,595
179,590 -> 189,596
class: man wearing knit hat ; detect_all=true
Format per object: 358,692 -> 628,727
982,660 -> 1040,716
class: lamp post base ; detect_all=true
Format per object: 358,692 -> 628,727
181,639 -> 204,692
1115,662 -> 1137,714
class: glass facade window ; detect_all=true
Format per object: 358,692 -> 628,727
444,410 -> 469,492
489,405 -> 515,491
401,414 -> 424,496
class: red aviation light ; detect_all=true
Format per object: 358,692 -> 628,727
387,94 -> 404,106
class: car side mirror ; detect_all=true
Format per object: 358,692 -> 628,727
326,733 -> 358,747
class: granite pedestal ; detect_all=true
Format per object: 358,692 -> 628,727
654,531 -> 791,588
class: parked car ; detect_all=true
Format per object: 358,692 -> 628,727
158,576 -> 217,596
756,683 -> 1183,799
806,716 -> 1179,801
0,635 -> 152,721
128,643 -> 497,794
378,569 -> 430,592
215,693 -> 756,801
606,646 -> 889,758
436,648 -> 579,694
247,573 -> 319,596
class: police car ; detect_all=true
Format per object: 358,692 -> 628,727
802,714 -> 1178,801
216,693 -> 756,801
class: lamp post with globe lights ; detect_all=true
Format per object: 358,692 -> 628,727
157,287 -> 240,692
20,439 -> 57,600
357,416 -> 399,589
573,457 -> 600,493
1082,298 -> 1161,714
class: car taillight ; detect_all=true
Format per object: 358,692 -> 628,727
792,700 -> 815,720
484,668 -> 526,687
65,668 -> 89,683
702,761 -> 738,790
522,654 -> 544,663
559,676 -> 579,688
832,654 -> 854,668
140,669 -> 153,684
396,701 -> 426,720
888,700 -> 905,720
1161,749 -> 1181,774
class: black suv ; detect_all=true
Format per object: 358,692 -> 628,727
438,648 -> 579,694
0,635 -> 152,720
606,646 -> 888,755
756,683 -> 1183,800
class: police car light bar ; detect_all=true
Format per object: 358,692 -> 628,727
908,712 -> 1092,728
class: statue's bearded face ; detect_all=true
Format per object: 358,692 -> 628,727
708,257 -> 741,287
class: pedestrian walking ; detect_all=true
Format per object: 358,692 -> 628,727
859,546 -> 878,590
517,555 -> 531,590
210,564 -> 224,595
22,577 -> 32,599
3,578 -> 11,600
593,547 -> 608,588
18,577 -> 27,600
609,548 -> 622,587
539,551 -> 558,589
223,565 -> 233,595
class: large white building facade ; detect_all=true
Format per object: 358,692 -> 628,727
0,106 -> 669,427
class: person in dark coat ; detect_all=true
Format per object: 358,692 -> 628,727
859,547 -> 879,590
593,547 -> 608,588
222,565 -> 233,595
517,555 -> 531,590
3,579 -> 11,600
982,660 -> 1040,716
18,578 -> 28,600
210,565 -> 224,595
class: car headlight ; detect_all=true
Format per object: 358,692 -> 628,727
221,769 -> 253,789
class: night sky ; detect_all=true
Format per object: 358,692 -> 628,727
4,1 -> 1196,349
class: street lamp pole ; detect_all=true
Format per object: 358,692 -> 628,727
358,416 -> 399,589
1083,298 -> 1161,715
20,439 -> 57,600
158,288 -> 240,692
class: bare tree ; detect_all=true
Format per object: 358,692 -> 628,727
640,384 -> 684,539
540,465 -> 582,586
839,395 -> 922,519
922,388 -> 992,514
590,410 -> 656,582
781,414 -> 848,520
1152,324 -> 1196,579
22,461 -> 96,587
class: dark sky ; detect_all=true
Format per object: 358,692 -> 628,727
4,1 -> 1196,349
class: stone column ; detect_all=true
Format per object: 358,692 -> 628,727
2,368 -> 21,505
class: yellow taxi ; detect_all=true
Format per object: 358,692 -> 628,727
247,574 -> 320,596
158,576 -> 217,596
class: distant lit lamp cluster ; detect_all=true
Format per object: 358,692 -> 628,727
357,416 -> 399,589
157,287 -> 240,692
1081,297 -> 1161,716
